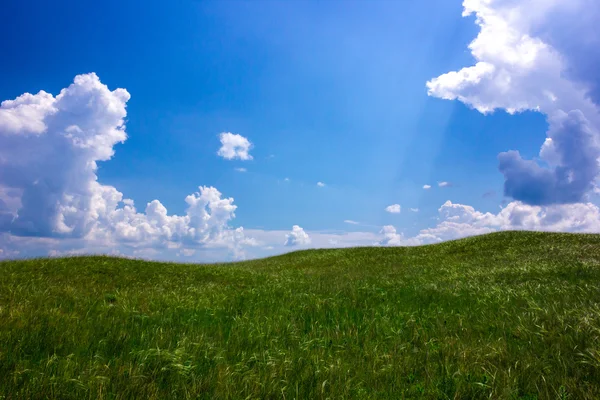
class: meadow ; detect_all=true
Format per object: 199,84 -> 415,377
1,231 -> 600,399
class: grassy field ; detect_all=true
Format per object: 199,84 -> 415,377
1,231 -> 600,399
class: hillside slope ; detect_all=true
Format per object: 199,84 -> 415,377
1,231 -> 600,399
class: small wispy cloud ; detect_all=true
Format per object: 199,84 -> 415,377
410,208 -> 419,212
235,167 -> 247,173
344,220 -> 360,225
317,182 -> 326,187
423,184 -> 431,190
385,204 -> 401,214
438,181 -> 451,187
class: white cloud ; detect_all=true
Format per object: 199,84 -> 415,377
414,200 -> 600,244
284,225 -> 311,246
385,204 -> 401,213
410,208 -> 419,212
438,181 -> 451,187
423,185 -> 432,190
317,182 -> 326,187
427,0 -> 600,205
378,225 -> 403,246
217,132 -> 253,160
0,74 -> 256,260
235,167 -> 247,172
344,220 -> 359,225
4,194 -> 599,261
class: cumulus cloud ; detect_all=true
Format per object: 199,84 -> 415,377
498,110 -> 600,205
385,204 -> 401,213
284,225 -> 311,246
0,74 -> 255,260
427,0 -> 600,205
317,182 -> 326,187
378,225 -> 434,247
375,199 -> 600,248
423,185 -> 432,190
416,200 -> 600,244
378,225 -> 403,246
217,132 -> 253,160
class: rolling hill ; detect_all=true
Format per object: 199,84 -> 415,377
1,231 -> 600,399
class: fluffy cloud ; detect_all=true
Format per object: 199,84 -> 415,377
423,185 -> 432,190
385,204 -> 401,213
0,73 -> 130,237
0,74 -> 255,259
378,225 -> 403,246
217,132 -> 253,160
498,110 -> 600,205
376,199 -> 600,248
427,0 -> 600,205
284,225 -> 311,247
317,182 -> 326,187
415,200 -> 600,244
378,225 -> 435,247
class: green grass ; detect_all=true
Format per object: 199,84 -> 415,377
2,231 -> 600,399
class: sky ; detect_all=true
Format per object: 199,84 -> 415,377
1,0 -> 600,261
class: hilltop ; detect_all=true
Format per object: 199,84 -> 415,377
1,231 -> 600,399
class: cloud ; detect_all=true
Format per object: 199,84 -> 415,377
378,225 -> 433,247
0,74 -> 255,260
4,196 -> 599,261
0,73 -> 130,238
344,220 -> 359,225
247,228 -> 379,253
498,110 -> 600,205
427,0 -> 600,206
217,132 -> 253,160
317,182 -> 326,187
423,185 -> 432,190
410,208 -> 419,212
234,167 -> 247,172
373,198 -> 600,249
416,200 -> 600,244
284,225 -> 311,246
438,181 -> 451,187
378,225 -> 403,246
385,204 -> 401,213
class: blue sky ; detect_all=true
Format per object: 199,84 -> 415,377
1,0 -> 599,261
